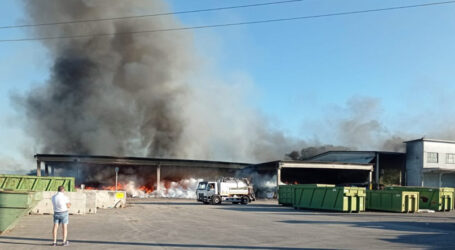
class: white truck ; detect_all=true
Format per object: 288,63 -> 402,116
196,178 -> 256,205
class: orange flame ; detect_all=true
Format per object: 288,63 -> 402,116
80,183 -> 154,193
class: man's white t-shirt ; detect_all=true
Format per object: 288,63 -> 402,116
52,192 -> 70,213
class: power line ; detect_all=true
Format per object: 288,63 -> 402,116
1,0 -> 454,43
0,0 -> 304,29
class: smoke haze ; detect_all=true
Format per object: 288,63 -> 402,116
14,1 -> 433,168
15,0 -> 301,163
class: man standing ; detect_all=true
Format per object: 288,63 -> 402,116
51,186 -> 71,246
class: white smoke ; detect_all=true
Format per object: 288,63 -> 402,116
235,169 -> 277,198
125,178 -> 202,199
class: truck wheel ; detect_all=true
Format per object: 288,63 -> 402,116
241,197 -> 249,205
211,195 -> 221,205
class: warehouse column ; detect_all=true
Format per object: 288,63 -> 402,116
369,171 -> 373,190
51,166 -> 55,176
156,164 -> 161,192
277,164 -> 282,185
375,153 -> 380,189
36,160 -> 42,176
45,164 -> 49,176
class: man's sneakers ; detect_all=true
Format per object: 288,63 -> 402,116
51,240 -> 69,246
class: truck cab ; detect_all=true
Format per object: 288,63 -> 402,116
196,181 -> 219,204
196,178 -> 255,205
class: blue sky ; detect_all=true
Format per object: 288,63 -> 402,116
1,0 -> 455,170
168,0 -> 455,136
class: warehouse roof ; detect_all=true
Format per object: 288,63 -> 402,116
305,151 -> 405,164
404,138 -> 455,144
248,160 -> 373,171
34,154 -> 251,169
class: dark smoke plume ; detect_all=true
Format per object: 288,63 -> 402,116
286,145 -> 352,160
15,0 -> 300,162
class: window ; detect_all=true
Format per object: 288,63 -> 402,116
427,152 -> 438,163
197,182 -> 207,190
447,153 -> 455,164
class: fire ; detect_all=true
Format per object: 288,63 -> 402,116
138,185 -> 154,193
102,183 -> 126,191
79,178 -> 201,198
79,183 -> 154,194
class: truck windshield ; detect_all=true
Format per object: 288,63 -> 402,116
197,182 -> 207,190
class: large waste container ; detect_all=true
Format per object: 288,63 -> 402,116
0,175 -> 75,192
0,191 -> 42,233
385,186 -> 453,211
366,190 -> 419,212
278,185 -> 295,206
293,184 -> 365,212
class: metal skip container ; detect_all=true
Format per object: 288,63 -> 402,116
293,184 -> 366,212
0,174 -> 75,192
278,185 -> 297,206
385,186 -> 454,211
366,190 -> 419,213
0,191 -> 42,234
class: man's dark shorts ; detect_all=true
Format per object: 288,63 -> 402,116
53,211 -> 69,224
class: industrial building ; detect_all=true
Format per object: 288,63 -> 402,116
246,160 -> 374,187
33,137 -> 455,193
34,154 -> 250,191
405,138 -> 455,188
306,151 -> 406,189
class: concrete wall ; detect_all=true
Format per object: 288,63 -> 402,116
406,141 -> 424,186
30,191 -> 87,215
30,190 -> 126,215
423,141 -> 455,169
86,190 -> 126,209
406,140 -> 455,187
82,190 -> 97,214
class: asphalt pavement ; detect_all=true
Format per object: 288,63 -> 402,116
1,198 -> 454,249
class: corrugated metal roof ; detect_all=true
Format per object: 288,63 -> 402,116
308,152 -> 376,164
404,138 -> 455,144
34,154 -> 251,169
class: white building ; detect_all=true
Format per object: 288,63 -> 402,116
405,138 -> 455,187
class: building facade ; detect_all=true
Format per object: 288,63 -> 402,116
405,139 -> 455,187
307,151 -> 406,189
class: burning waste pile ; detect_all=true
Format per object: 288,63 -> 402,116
82,178 -> 202,199
151,178 -> 202,199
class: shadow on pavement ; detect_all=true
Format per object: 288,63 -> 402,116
215,204 -> 301,213
218,204 -> 455,220
0,236 -> 331,250
129,201 -> 200,206
278,220 -> 455,248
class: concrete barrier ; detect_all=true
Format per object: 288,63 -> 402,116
85,190 -> 126,209
30,190 -> 126,215
83,191 -> 97,214
30,191 -> 87,215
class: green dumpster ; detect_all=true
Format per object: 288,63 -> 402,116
278,185 -> 295,206
0,191 -> 42,233
293,184 -> 366,212
0,174 -> 75,192
385,186 -> 454,211
366,190 -> 419,212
